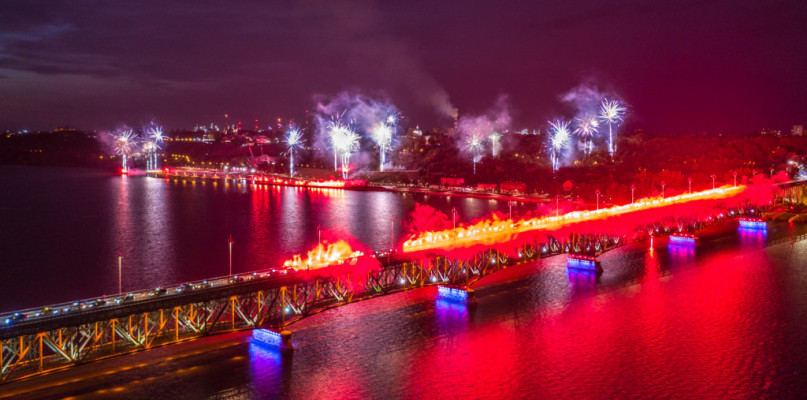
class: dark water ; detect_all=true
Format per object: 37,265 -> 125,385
2,166 -> 807,399
0,166 -> 526,311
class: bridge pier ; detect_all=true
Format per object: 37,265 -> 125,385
252,328 -> 294,352
566,254 -> 603,272
739,218 -> 767,230
668,233 -> 699,246
437,285 -> 477,304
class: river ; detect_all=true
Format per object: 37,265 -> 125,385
0,166 -> 526,311
1,166 -> 806,399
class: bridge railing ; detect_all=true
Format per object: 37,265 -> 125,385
0,267 -> 293,333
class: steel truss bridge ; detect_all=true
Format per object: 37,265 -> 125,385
0,183 -> 802,384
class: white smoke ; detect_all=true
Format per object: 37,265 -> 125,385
312,91 -> 402,173
455,95 -> 512,161
558,80 -> 628,156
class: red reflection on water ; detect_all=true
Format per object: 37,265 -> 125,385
399,244 -> 784,398
416,311 -> 523,398
739,227 -> 767,245
111,174 -> 133,291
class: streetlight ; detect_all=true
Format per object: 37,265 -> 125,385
228,234 -> 233,276
688,177 -> 692,194
508,200 -> 515,220
770,167 -> 775,177
389,216 -> 394,263
118,250 -> 123,294
595,189 -> 601,210
733,171 -> 738,187
711,174 -> 716,189
661,181 -> 666,199
452,208 -> 457,242
631,184 -> 636,205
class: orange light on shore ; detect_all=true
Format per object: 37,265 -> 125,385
283,240 -> 364,270
403,186 -> 747,253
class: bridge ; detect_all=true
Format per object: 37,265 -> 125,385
0,181 -> 801,384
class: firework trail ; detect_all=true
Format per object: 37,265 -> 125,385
114,128 -> 137,173
285,124 -> 305,177
327,117 -> 348,171
367,110 -> 400,172
328,120 -> 360,178
574,114 -> 599,155
599,98 -> 625,156
146,125 -> 164,170
142,141 -> 156,170
464,132 -> 485,175
372,119 -> 393,172
488,132 -> 502,158
548,119 -> 571,171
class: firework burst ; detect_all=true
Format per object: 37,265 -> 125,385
464,132 -> 485,174
148,125 -> 164,143
372,122 -> 393,172
599,98 -> 625,155
327,118 -> 348,171
548,119 -> 571,171
328,120 -> 360,178
114,128 -> 137,172
574,114 -> 599,154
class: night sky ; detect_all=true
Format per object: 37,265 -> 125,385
1,0 -> 805,133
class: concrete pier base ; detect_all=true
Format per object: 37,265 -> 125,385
280,330 -> 294,351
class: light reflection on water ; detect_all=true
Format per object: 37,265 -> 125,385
2,169 -> 807,398
0,167 -> 525,310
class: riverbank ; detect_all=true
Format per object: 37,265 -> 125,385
763,212 -> 807,223
762,203 -> 807,223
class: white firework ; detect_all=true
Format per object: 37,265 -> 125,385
285,125 -> 305,177
574,114 -> 599,154
548,119 -> 571,171
599,98 -> 625,155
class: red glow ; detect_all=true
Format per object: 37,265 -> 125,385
402,185 -> 770,254
283,240 -> 364,270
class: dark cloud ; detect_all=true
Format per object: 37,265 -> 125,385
0,0 -> 805,133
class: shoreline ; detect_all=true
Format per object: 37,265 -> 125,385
150,167 -> 554,204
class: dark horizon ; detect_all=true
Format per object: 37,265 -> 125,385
1,0 -> 805,134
